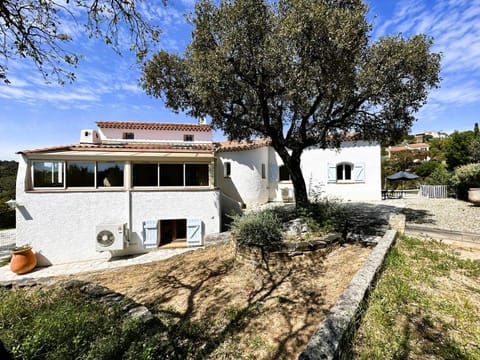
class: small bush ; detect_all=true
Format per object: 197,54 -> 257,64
298,197 -> 352,235
450,162 -> 480,200
231,209 -> 283,251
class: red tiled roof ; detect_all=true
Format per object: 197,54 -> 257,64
96,121 -> 212,132
215,139 -> 272,152
388,143 -> 429,152
18,142 -> 215,155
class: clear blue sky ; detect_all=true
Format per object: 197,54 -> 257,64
1,0 -> 479,160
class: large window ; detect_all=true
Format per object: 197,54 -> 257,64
66,162 -> 95,187
336,163 -> 352,181
133,163 -> 158,187
98,162 -> 124,187
132,162 -> 210,187
160,164 -> 184,186
185,164 -> 209,186
33,161 -> 64,188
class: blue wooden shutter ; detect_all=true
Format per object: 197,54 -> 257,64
143,220 -> 159,248
187,219 -> 203,246
327,163 -> 336,183
353,163 -> 365,183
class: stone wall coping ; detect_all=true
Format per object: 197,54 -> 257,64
299,228 -> 399,360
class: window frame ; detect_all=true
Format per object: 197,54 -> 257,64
183,134 -> 194,142
224,161 -> 231,178
32,160 -> 66,189
336,162 -> 353,182
123,132 -> 135,140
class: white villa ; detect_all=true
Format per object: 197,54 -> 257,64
14,121 -> 381,265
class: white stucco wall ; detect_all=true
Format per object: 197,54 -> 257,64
300,141 -> 382,201
15,156 -> 221,265
266,142 -> 382,202
98,128 -> 212,143
217,147 -> 270,207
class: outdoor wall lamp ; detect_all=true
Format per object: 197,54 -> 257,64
5,199 -> 19,209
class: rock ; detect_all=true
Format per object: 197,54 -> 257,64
285,219 -> 309,236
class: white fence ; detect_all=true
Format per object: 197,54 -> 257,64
419,185 -> 448,199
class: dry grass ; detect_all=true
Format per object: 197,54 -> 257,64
352,236 -> 480,360
61,242 -> 372,359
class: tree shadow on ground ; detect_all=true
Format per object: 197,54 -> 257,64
137,251 -> 329,359
346,202 -> 436,238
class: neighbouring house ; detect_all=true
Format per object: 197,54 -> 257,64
386,143 -> 430,163
14,121 -> 381,264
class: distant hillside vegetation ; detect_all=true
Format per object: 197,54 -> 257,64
0,161 -> 18,229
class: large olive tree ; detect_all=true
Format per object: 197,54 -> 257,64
142,0 -> 441,209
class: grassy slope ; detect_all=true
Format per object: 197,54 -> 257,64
352,236 -> 480,359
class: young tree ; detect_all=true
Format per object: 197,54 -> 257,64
141,0 -> 441,208
0,0 -> 161,84
445,130 -> 474,170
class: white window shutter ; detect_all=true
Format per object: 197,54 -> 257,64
327,163 -> 336,183
187,219 -> 203,246
143,220 -> 159,248
353,163 -> 365,183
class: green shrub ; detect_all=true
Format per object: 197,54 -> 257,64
450,162 -> 480,200
298,197 -> 351,235
231,209 -> 283,251
424,165 -> 451,185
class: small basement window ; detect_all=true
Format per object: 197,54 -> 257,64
160,219 -> 187,245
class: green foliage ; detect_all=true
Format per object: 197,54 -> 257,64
412,160 -> 442,178
0,161 -> 18,229
231,209 -> 283,251
450,162 -> 480,200
0,287 -> 151,359
445,130 -> 474,170
142,0 -> 441,208
298,198 -> 352,235
424,166 -> 451,185
0,1 -> 161,84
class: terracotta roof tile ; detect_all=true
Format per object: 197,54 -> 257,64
388,143 -> 429,152
215,139 -> 272,152
96,121 -> 212,132
18,142 -> 215,155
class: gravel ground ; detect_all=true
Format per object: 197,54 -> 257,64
385,197 -> 480,234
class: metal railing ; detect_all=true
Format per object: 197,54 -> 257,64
419,185 -> 448,199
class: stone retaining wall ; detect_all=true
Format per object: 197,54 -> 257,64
299,228 -> 399,360
231,233 -> 341,270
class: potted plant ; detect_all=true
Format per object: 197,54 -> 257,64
10,245 -> 37,275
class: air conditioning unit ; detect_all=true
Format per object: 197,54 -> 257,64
95,224 -> 128,251
281,188 -> 294,203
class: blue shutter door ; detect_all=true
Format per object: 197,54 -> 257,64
354,163 -> 365,183
143,220 -> 159,248
327,163 -> 336,183
187,219 -> 203,246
